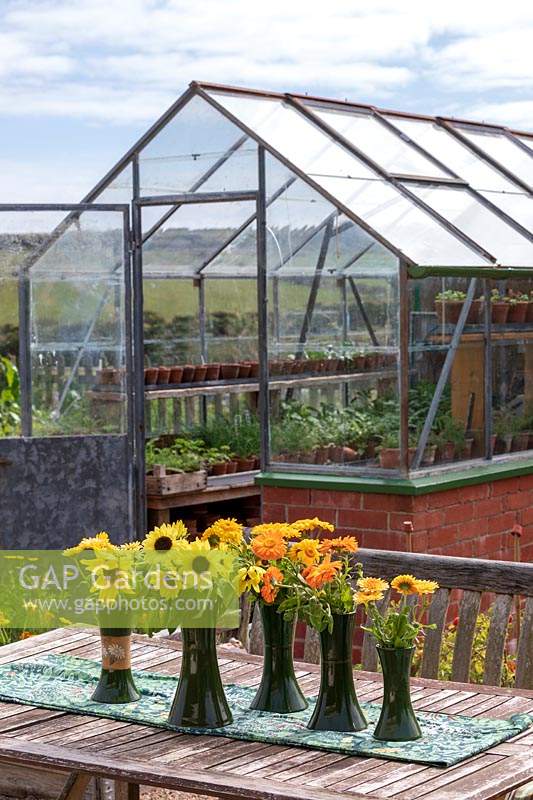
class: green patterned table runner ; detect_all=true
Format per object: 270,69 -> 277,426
0,654 -> 529,767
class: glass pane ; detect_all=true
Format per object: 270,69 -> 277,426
93,163 -> 133,205
205,278 -> 258,362
479,190 -> 533,233
389,117 -> 518,192
407,184 -> 533,266
0,209 -> 129,436
265,153 -> 401,472
0,269 -> 19,437
206,90 -> 377,180
139,95 -> 258,196
141,200 -> 256,277
455,126 -> 533,187
491,276 -> 533,459
310,105 -> 449,178
318,176 -> 489,267
408,276 -> 484,470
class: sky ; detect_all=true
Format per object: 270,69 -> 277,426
1,0 -> 533,203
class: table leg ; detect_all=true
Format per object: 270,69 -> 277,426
58,773 -> 91,800
114,781 -> 140,800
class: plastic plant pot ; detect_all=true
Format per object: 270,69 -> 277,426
491,303 -> 509,325
144,367 -> 158,385
220,363 -> 240,380
205,364 -> 221,381
192,365 -> 208,383
181,365 -> 195,382
156,366 -> 171,385
169,366 -> 184,384
238,363 -> 252,379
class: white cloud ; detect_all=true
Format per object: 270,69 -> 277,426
464,100 -> 533,130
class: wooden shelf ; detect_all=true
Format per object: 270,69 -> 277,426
90,369 -> 396,402
147,470 -> 260,520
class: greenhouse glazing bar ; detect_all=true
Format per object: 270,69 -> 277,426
256,146 -> 269,468
483,278 -> 493,460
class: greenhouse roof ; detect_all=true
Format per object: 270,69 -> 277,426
188,82 -> 533,271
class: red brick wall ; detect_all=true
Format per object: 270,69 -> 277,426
262,475 -> 533,563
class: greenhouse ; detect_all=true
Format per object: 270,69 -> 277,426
2,81 -> 533,547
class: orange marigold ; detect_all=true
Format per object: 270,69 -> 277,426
250,522 -> 298,539
252,532 -> 287,561
414,579 -> 439,595
357,576 -> 389,594
319,536 -> 358,554
302,555 -> 342,589
291,518 -> 335,536
260,566 -> 284,604
391,574 -> 419,595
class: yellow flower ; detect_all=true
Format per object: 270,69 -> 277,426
142,523 -> 187,562
414,579 -> 439,595
355,590 -> 385,605
289,538 -> 321,566
358,576 -> 389,594
251,532 -> 287,561
391,574 -> 419,596
291,518 -> 335,537
201,518 -> 244,547
320,536 -> 359,554
250,523 -> 298,539
0,612 -> 10,626
120,541 -> 142,551
63,531 -> 114,556
237,565 -> 265,594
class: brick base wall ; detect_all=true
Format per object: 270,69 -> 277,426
262,475 -> 533,563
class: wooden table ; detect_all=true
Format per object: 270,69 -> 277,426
0,628 -> 531,800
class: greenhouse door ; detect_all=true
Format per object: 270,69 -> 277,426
0,204 -> 137,549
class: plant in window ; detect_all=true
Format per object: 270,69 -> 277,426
0,356 -> 20,437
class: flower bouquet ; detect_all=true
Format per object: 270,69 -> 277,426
358,573 -> 439,741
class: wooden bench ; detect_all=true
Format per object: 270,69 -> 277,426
249,548 -> 533,690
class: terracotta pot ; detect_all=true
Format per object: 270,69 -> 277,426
210,462 -> 228,476
247,361 -> 260,378
157,366 -> 171,385
238,363 -> 252,379
421,444 -> 437,466
512,432 -> 530,452
292,359 -> 305,374
499,433 -> 514,454
252,456 -> 260,469
364,354 -> 377,370
439,441 -> 455,462
169,366 -> 184,384
526,302 -> 533,323
306,358 -> 319,373
379,448 -> 401,469
354,355 -> 366,371
491,302 -> 509,325
461,437 -> 475,460
507,302 -> 528,324
99,367 -> 116,385
313,446 -> 330,465
466,300 -> 480,325
325,358 -> 339,373
226,460 -> 238,474
490,433 -> 498,455
435,300 -> 463,324
220,363 -> 240,379
204,364 -> 220,381
144,367 -> 158,385
192,365 -> 208,382
181,365 -> 195,382
236,456 -> 255,472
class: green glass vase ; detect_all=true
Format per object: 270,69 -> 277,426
91,628 -> 140,704
168,627 -> 233,728
373,646 -> 422,741
307,612 -> 367,732
250,603 -> 308,713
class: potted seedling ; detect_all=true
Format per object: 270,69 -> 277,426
421,432 -> 438,466
434,417 -> 465,462
205,446 -> 233,476
489,289 -> 509,325
378,430 -> 417,469
435,290 -> 467,325
145,438 -> 208,495
493,409 -> 517,454
526,291 -> 533,324
506,291 -> 529,324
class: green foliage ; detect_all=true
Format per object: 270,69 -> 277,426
363,596 -> 436,649
146,437 -> 208,473
435,290 -> 466,302
493,408 -> 520,437
194,413 -> 260,458
0,357 -> 20,436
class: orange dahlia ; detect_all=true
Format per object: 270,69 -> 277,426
302,555 -> 342,589
260,566 -> 284,604
252,532 -> 287,561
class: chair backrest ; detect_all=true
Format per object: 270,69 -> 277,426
249,548 -> 533,689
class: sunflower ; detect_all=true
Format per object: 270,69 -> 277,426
414,579 -> 439,595
289,538 -> 321,566
251,532 -> 287,561
63,531 -> 114,556
357,576 -> 389,594
302,555 -> 342,589
320,536 -> 359,554
250,522 -> 298,539
291,518 -> 335,537
260,566 -> 284,604
142,523 -> 187,563
120,541 -> 142,552
201,518 -> 244,547
391,574 -> 419,595
237,565 -> 265,594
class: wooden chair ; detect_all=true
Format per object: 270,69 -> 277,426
249,548 -> 533,689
